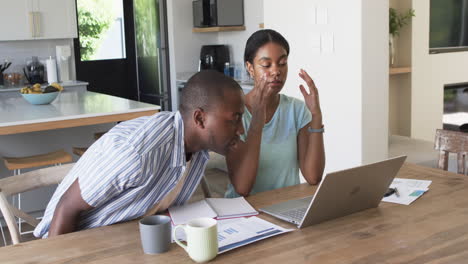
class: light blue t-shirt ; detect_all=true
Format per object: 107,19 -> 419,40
225,94 -> 312,197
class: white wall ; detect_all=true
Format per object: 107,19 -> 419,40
167,0 -> 218,109
361,0 -> 389,163
167,0 -> 263,110
265,0 -> 388,172
412,0 -> 468,141
217,0 -> 264,66
389,0 -> 412,137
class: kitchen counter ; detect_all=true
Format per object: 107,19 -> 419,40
0,80 -> 89,92
0,90 -> 159,214
0,90 -> 160,135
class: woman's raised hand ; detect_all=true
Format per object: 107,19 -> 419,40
250,73 -> 274,123
299,69 -> 322,117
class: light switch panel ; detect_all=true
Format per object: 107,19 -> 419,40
307,34 -> 321,55
309,5 -> 317,26
306,34 -> 321,48
317,7 -> 328,25
321,33 -> 334,54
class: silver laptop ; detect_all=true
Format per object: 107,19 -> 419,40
260,156 -> 407,228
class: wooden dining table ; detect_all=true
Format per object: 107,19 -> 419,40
0,163 -> 467,263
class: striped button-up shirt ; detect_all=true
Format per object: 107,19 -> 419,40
34,111 -> 209,238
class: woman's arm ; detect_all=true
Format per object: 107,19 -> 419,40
226,75 -> 273,196
226,121 -> 263,196
298,118 -> 325,185
297,69 -> 325,184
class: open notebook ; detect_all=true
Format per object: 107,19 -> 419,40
169,197 -> 258,225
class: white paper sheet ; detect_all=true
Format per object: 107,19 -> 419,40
391,178 -> 432,189
169,200 -> 217,225
172,217 -> 294,254
206,197 -> 258,219
382,178 -> 432,205
169,198 -> 258,225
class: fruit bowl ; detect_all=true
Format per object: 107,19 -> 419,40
19,83 -> 63,105
21,91 -> 59,105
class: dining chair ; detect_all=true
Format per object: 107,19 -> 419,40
434,129 -> 468,175
0,163 -> 75,246
2,149 -> 72,235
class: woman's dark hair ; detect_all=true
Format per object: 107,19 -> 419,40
244,29 -> 290,64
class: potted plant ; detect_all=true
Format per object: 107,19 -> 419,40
389,8 -> 415,67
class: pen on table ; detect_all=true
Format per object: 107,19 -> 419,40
393,187 -> 400,197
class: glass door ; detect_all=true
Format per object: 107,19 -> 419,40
74,0 -> 170,108
134,0 -> 171,109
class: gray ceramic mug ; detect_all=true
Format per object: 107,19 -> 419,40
139,215 -> 172,254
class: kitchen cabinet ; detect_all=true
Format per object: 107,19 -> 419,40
0,1 -> 30,40
0,0 -> 77,41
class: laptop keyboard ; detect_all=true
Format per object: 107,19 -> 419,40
279,207 -> 307,223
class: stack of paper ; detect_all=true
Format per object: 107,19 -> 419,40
169,197 -> 258,225
382,178 -> 432,205
173,216 -> 293,254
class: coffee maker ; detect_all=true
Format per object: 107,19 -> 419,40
23,56 -> 45,84
199,45 -> 230,73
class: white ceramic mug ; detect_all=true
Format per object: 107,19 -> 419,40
173,218 -> 218,263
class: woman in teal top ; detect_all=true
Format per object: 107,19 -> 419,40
225,29 -> 325,197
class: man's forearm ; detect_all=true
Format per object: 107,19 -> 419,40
48,202 -> 83,236
47,178 -> 93,237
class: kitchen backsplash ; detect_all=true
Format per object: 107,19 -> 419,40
0,39 -> 76,82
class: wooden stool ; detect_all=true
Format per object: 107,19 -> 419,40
72,147 -> 88,157
94,132 -> 107,140
2,149 -> 72,237
71,131 -> 107,158
3,150 -> 72,171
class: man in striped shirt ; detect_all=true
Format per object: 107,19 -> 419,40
34,71 -> 245,238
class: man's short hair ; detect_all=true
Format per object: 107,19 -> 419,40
179,70 -> 242,116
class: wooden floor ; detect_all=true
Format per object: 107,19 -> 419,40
1,222 -> 36,246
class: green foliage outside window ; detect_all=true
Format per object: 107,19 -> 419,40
77,0 -> 116,60
444,89 -> 456,102
134,0 -> 159,57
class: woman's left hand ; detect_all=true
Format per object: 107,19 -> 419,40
299,69 -> 322,117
